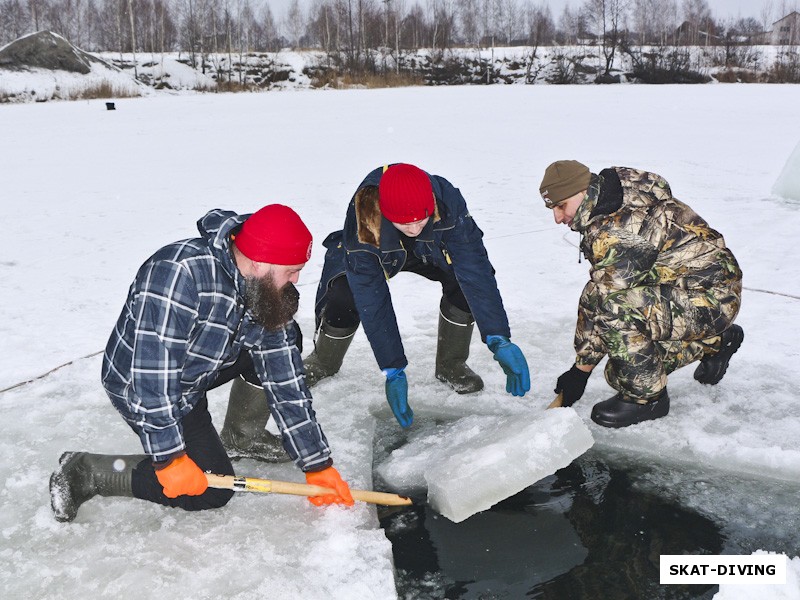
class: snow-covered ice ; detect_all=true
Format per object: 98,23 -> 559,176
1,82 -> 800,597
377,408 -> 593,523
713,551 -> 800,600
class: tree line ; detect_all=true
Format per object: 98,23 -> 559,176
0,0 -> 794,73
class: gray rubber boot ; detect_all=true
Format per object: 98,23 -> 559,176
220,377 -> 290,462
303,322 -> 357,388
435,298 -> 484,394
49,451 -> 145,522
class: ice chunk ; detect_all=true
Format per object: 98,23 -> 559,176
426,408 -> 593,522
377,409 -> 593,523
773,141 -> 800,201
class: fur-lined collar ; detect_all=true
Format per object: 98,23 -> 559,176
354,185 -> 440,247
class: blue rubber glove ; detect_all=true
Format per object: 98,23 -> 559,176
383,367 -> 413,428
486,335 -> 531,397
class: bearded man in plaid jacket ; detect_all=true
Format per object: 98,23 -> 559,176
50,205 -> 353,522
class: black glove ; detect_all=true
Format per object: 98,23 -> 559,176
554,365 -> 591,407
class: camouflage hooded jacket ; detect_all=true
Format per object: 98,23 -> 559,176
569,167 -> 742,366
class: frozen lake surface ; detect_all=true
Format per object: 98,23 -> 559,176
1,83 -> 799,598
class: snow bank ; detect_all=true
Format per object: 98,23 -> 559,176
0,63 -> 145,101
713,552 -> 800,599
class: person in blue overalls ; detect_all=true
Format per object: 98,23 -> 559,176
305,163 -> 531,427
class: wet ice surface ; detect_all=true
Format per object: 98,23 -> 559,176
375,416 -> 800,599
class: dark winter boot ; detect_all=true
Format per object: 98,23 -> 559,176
694,324 -> 744,385
590,388 -> 670,428
435,298 -> 484,394
49,451 -> 145,522
303,322 -> 357,388
220,377 -> 289,462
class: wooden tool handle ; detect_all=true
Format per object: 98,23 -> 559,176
205,473 -> 412,506
547,392 -> 564,409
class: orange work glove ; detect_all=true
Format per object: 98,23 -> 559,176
305,466 -> 354,507
155,454 -> 208,498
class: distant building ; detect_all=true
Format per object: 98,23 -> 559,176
771,11 -> 800,45
675,20 -> 719,45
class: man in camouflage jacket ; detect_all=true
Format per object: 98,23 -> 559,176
539,161 -> 743,428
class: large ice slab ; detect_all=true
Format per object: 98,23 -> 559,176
377,408 -> 593,523
773,141 -> 800,201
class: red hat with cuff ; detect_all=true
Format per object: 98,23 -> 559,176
234,204 -> 312,265
378,164 -> 435,223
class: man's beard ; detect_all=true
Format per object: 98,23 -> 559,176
243,273 -> 300,331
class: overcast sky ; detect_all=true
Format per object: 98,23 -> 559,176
267,0 -> 793,26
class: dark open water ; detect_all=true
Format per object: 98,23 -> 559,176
374,419 -> 800,600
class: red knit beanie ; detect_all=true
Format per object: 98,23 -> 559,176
234,204 -> 313,265
378,164 -> 435,223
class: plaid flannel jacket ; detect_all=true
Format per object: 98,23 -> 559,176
101,209 -> 331,471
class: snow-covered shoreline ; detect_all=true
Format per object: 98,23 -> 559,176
1,32 -> 794,104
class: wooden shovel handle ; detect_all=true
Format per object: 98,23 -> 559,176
547,393 -> 564,409
205,473 -> 412,506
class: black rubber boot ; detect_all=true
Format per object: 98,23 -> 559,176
220,377 -> 289,462
694,324 -> 744,385
590,388 -> 670,428
435,298 -> 484,394
49,451 -> 145,522
303,322 -> 357,388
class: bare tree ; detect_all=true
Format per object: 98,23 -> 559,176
427,0 -> 456,50
391,0 -> 405,70
558,3 -> 590,45
259,1 -> 278,50
680,0 -> 713,45
127,0 -> 138,75
631,0 -> 678,45
584,0 -> 630,76
458,0 -> 480,45
28,0 -> 44,31
522,1 -> 554,82
497,0 -> 521,45
284,0 -> 305,48
0,0 -> 31,45
760,0 -> 774,35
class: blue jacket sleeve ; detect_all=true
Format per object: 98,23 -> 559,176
438,180 -> 511,341
345,250 -> 408,371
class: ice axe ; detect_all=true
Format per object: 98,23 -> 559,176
205,473 -> 412,506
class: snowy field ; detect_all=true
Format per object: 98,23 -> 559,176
1,83 -> 800,598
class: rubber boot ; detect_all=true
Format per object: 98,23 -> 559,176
435,298 -> 484,394
590,388 -> 670,428
49,451 -> 145,522
303,322 -> 357,388
694,324 -> 744,385
220,377 -> 289,462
